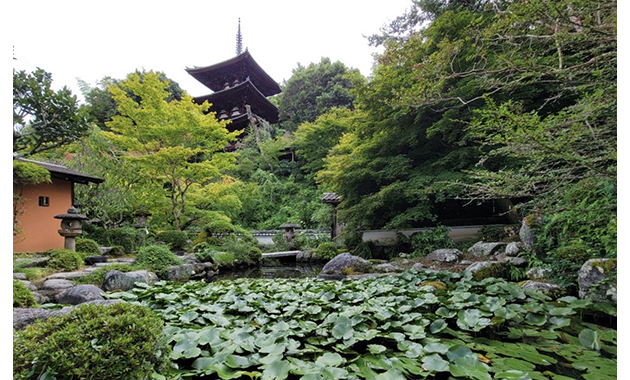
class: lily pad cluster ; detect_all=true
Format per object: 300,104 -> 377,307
110,270 -> 617,379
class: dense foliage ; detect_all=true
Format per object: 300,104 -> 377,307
13,303 -> 172,379
156,230 -> 190,251
134,245 -> 183,275
112,270 -> 616,379
13,68 -> 90,156
46,249 -> 84,272
277,58 -> 364,132
13,160 -> 51,235
13,279 -> 36,308
75,237 -> 102,256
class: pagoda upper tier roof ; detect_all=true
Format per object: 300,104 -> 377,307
194,79 -> 279,124
186,51 -> 281,97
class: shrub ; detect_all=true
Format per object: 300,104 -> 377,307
155,230 -> 188,251
134,245 -> 183,274
13,303 -> 172,379
194,247 -> 216,263
224,239 -> 262,266
46,249 -> 83,272
13,279 -> 36,308
272,231 -> 291,251
82,223 -> 108,246
211,251 -> 236,268
410,225 -> 456,258
106,227 -> 139,253
315,242 -> 339,261
107,245 -> 126,257
76,238 -> 101,256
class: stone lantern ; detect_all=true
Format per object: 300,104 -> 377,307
321,193 -> 342,241
279,222 -> 300,249
134,205 -> 152,246
54,207 -> 88,251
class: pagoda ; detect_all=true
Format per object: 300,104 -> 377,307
185,19 -> 281,136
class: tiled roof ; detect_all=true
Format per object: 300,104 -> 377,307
15,157 -> 104,185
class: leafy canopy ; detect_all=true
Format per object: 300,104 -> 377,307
103,71 -> 239,230
13,68 -> 90,156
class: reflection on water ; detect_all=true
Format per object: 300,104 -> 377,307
208,263 -> 325,282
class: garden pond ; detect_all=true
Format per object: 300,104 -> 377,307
108,268 -> 617,380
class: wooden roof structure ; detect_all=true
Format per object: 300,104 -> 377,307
193,78 -> 279,128
16,157 -> 104,185
186,50 -> 280,132
186,51 -> 281,97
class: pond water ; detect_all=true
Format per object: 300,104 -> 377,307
208,262 -> 325,282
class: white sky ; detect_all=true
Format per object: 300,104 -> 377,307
10,0 -> 412,101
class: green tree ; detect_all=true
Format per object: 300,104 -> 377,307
13,68 -> 90,156
104,71 -> 238,230
277,58 -> 364,132
293,108 -> 354,179
79,71 -> 184,131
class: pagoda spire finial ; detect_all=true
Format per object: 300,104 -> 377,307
236,18 -> 243,55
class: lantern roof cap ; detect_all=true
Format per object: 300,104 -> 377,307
54,207 -> 88,220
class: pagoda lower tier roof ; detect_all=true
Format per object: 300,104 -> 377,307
194,79 -> 279,124
186,51 -> 281,97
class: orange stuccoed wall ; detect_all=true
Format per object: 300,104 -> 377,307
14,178 -> 73,253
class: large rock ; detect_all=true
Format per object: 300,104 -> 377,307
520,281 -> 562,295
465,261 -> 498,273
38,279 -> 75,297
577,258 -> 617,304
505,242 -> 524,256
13,300 -> 124,330
519,215 -> 542,251
465,261 -> 510,281
527,267 -> 552,281
426,249 -> 462,263
56,284 -> 104,305
13,307 -> 73,330
411,263 -> 425,271
102,270 -> 158,292
467,242 -> 506,257
13,273 -> 27,280
320,253 -> 372,276
373,263 -> 400,273
162,264 -> 195,281
494,254 -> 528,267
14,256 -> 49,268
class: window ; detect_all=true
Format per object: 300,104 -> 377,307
39,196 -> 49,207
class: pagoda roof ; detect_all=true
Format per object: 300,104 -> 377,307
194,79 -> 279,124
186,51 -> 281,97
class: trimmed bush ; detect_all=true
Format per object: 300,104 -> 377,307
13,279 -> 36,308
155,230 -> 188,251
315,241 -> 339,261
46,249 -> 83,272
76,238 -> 101,256
13,303 -> 172,379
106,227 -> 139,253
107,245 -> 126,257
135,245 -> 183,274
